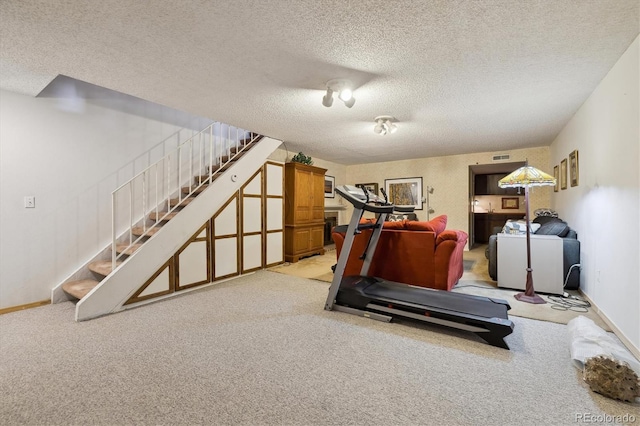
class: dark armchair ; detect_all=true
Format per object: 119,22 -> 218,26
486,216 -> 581,290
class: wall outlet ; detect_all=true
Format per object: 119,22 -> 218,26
24,196 -> 35,208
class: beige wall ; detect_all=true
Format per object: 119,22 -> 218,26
345,146 -> 552,238
273,145 -> 552,246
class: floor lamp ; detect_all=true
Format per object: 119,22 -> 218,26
498,166 -> 556,304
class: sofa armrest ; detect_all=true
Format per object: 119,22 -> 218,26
562,238 -> 581,289
487,234 -> 498,281
434,230 -> 468,291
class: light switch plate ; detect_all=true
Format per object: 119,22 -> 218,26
24,196 -> 35,208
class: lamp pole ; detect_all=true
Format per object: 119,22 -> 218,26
514,184 -> 546,304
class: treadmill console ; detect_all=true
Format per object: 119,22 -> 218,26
338,185 -> 387,205
336,185 -> 414,214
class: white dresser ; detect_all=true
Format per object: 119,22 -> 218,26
497,233 -> 564,295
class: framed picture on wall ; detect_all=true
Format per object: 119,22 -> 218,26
356,182 -> 379,195
384,177 -> 423,210
560,159 -> 567,190
501,197 -> 519,209
324,175 -> 335,198
569,150 -> 579,187
553,165 -> 559,192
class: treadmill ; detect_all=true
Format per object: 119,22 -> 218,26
325,185 -> 515,349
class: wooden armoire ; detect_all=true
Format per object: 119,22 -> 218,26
284,162 -> 326,262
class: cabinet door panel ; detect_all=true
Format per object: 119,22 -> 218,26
293,228 -> 311,253
310,226 -> 324,250
294,171 -> 312,222
296,171 -> 313,208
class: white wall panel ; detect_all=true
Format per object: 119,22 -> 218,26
244,173 -> 262,195
215,199 -> 237,235
243,198 -> 262,233
266,163 -> 283,196
139,267 -> 170,297
266,198 -> 283,231
215,238 -> 238,278
266,232 -> 283,265
178,241 -> 208,286
243,234 -> 262,271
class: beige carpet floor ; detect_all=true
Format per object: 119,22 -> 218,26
269,245 -> 611,330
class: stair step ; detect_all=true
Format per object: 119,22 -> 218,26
207,163 -> 228,173
88,260 -> 122,276
62,279 -> 100,300
209,164 -> 221,173
132,226 -> 163,237
169,197 -> 196,208
182,184 -> 208,195
193,173 -> 222,185
115,243 -> 144,256
219,151 -> 246,163
148,211 -> 178,221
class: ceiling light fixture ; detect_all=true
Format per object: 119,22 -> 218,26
322,79 -> 355,108
373,116 -> 398,135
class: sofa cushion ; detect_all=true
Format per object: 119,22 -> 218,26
502,220 -> 541,234
387,213 -> 418,222
535,220 -> 570,237
534,208 -> 559,218
533,216 -> 561,225
405,215 -> 447,234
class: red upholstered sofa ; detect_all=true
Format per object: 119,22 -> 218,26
331,215 -> 468,291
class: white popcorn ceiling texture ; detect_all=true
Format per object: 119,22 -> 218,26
0,0 -> 638,165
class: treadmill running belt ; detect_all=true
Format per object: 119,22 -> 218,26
363,279 -> 508,319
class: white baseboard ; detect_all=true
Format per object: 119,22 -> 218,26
579,289 -> 640,362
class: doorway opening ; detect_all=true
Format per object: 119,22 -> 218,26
468,161 -> 526,249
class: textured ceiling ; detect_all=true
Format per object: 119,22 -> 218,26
1,1 -> 638,165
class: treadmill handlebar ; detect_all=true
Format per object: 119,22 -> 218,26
380,188 -> 389,204
335,185 -> 394,214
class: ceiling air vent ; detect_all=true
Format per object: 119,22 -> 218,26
492,154 -> 510,162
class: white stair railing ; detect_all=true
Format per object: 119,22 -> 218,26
111,122 -> 260,268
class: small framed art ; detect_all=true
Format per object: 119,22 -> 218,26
569,150 -> 579,187
356,182 -> 379,195
560,159 -> 567,190
502,197 -> 519,209
324,175 -> 335,198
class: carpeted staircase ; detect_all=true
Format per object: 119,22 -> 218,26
61,137 -> 261,301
